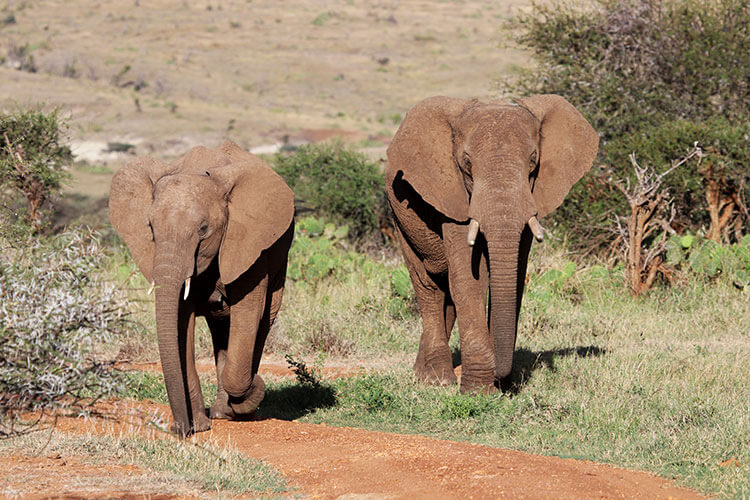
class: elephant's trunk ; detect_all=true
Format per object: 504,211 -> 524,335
153,243 -> 193,437
484,222 -> 524,383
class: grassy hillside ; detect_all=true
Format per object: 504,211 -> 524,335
1,0 -> 530,156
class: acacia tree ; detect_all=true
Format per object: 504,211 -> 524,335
0,108 -> 72,231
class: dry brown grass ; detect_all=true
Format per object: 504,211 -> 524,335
1,0 -> 531,158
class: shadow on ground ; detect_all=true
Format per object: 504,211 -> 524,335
452,345 -> 607,393
257,382 -> 337,421
507,345 -> 607,393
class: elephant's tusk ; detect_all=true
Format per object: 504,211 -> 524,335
183,277 -> 191,300
147,281 -> 155,295
467,219 -> 480,246
528,216 -> 544,242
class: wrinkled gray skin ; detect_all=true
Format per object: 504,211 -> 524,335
109,141 -> 294,436
386,95 -> 598,393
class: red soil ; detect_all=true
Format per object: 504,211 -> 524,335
3,398 -> 705,500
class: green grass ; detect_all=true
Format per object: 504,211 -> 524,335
0,431 -> 289,496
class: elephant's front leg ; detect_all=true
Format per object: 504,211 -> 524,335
222,270 -> 269,418
183,307 -> 211,431
443,223 -> 494,393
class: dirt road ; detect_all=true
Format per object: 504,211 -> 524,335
3,397 -> 704,500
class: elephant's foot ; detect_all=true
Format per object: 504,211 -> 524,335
227,375 -> 265,418
192,411 -> 212,432
459,369 -> 496,394
169,411 -> 212,437
414,352 -> 457,386
209,392 -> 235,419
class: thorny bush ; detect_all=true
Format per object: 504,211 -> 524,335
0,227 -> 134,436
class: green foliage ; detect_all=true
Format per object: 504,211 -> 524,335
287,216 -> 360,284
604,118 -> 750,232
666,233 -> 750,288
0,228 -> 134,434
511,0 -> 748,140
346,374 -> 396,412
0,107 -> 72,230
508,0 -> 750,247
273,141 -> 387,238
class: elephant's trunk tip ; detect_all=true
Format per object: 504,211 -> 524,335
528,216 -> 544,242
467,219 -> 480,246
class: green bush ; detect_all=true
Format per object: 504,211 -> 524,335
272,141 -> 388,238
0,108 -> 72,231
507,0 -> 749,248
665,233 -> 750,288
0,227 -> 134,434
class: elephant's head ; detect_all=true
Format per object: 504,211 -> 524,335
388,95 -> 598,382
108,140 -> 294,435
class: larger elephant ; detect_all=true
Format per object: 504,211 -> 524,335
109,141 -> 294,436
386,95 -> 598,393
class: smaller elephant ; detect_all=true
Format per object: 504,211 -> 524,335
109,141 -> 294,436
386,95 -> 598,393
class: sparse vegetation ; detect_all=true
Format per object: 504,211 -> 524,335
0,431 -> 289,495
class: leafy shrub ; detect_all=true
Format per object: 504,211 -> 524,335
273,141 -> 388,238
347,374 -> 395,412
665,233 -> 750,288
287,216 -> 358,284
0,228 -> 133,434
0,108 -> 72,230
507,0 -> 750,248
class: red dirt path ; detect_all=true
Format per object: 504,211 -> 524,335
4,398 -> 705,500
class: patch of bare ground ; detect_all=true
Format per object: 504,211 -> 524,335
5,400 -> 705,500
0,453 -> 194,500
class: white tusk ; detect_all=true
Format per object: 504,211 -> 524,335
467,219 -> 480,246
528,216 -> 544,242
147,281 -> 155,295
183,277 -> 191,300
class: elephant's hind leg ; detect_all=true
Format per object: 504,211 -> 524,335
397,232 -> 456,385
206,316 -> 233,419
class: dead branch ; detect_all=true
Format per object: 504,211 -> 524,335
611,145 -> 703,295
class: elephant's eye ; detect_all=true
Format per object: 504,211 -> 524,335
198,222 -> 209,236
529,150 -> 538,172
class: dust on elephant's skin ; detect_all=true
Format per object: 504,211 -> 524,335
385,95 -> 598,393
109,141 -> 294,437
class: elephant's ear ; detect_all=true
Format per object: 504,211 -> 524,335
386,96 -> 470,221
516,94 -> 599,218
212,142 -> 294,284
108,157 -> 174,283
